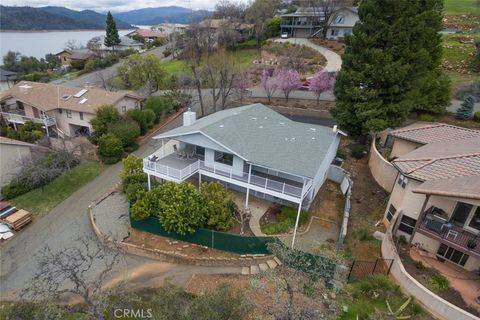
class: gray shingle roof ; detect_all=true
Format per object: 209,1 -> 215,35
154,104 -> 341,178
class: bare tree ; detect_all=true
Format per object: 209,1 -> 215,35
307,0 -> 346,39
64,39 -> 83,50
22,235 -> 124,320
95,71 -> 115,91
246,0 -> 280,49
214,0 -> 247,20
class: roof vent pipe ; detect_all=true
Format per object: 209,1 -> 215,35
332,125 -> 338,133
183,108 -> 196,126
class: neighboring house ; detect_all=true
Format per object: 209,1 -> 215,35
382,123 -> 480,272
126,29 -> 167,43
0,137 -> 46,187
280,6 -> 359,39
0,81 -> 143,138
151,23 -> 188,35
197,18 -> 254,39
144,104 -> 345,216
0,69 -> 17,91
56,49 -> 95,67
87,36 -> 143,53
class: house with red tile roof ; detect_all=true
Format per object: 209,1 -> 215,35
383,123 -> 480,272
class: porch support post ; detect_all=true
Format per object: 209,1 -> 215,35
13,122 -> 17,130
408,194 -> 431,246
291,180 -> 306,249
245,163 -> 252,209
44,118 -> 50,138
161,138 -> 165,157
147,173 -> 151,191
199,171 -> 202,190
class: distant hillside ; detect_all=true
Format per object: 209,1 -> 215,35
0,6 -> 132,30
115,6 -> 211,25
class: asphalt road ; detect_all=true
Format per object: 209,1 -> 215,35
0,128 -> 239,300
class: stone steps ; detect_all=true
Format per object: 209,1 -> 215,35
243,258 -> 280,275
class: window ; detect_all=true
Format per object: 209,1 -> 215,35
330,29 -> 339,36
398,215 -> 416,235
63,57 -> 66,61
59,109 -> 62,114
196,146 -> 205,160
214,151 -> 233,166
344,28 -> 352,36
451,202 -> 473,226
79,112 -> 84,120
398,174 -> 408,188
335,15 -> 345,24
437,244 -> 469,266
386,204 -> 396,222
468,207 -> 480,230
122,106 -> 127,113
66,110 -> 72,118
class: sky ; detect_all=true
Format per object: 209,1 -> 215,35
0,0 -> 231,12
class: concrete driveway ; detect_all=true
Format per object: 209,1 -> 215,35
0,125 -> 239,300
275,38 -> 343,72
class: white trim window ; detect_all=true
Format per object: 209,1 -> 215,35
66,110 -> 72,118
398,174 -> 408,188
437,244 -> 469,267
386,204 -> 396,222
398,215 -> 416,235
335,14 -> 345,24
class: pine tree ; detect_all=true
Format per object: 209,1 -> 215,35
332,0 -> 449,136
104,11 -> 121,54
456,95 -> 475,120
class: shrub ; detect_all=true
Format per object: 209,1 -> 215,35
145,96 -> 174,122
90,105 -> 122,137
355,228 -> 376,241
163,48 -> 172,57
107,118 -> 141,147
120,154 -> 146,191
143,109 -> 156,129
456,95 -> 475,120
474,111 -> 480,122
336,148 -> 347,159
261,206 -> 310,235
70,60 -> 85,70
127,109 -> 148,134
418,113 -> 434,121
200,182 -> 237,231
124,143 -> 139,153
414,260 -> 425,270
350,144 -> 368,159
429,274 -> 449,291
98,134 -> 123,163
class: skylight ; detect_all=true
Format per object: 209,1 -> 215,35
61,95 -> 71,100
79,98 -> 88,104
74,89 -> 88,98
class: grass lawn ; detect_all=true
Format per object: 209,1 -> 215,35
444,0 -> 480,15
11,161 -> 105,216
160,49 -> 257,78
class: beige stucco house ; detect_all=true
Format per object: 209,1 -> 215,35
0,81 -> 143,138
382,123 -> 480,272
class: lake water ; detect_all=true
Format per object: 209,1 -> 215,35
0,29 -> 135,64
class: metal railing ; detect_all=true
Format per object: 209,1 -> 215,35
0,112 -> 56,127
143,159 -> 200,181
144,157 -> 310,199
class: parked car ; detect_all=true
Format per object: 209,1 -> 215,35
281,32 -> 289,39
300,79 -> 311,90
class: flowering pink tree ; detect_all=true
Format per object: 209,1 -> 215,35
260,69 -> 278,103
309,71 -> 336,105
233,71 -> 251,103
274,69 -> 301,102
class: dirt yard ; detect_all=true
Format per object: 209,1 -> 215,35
243,96 -> 334,112
340,139 -> 389,261
309,38 -> 346,56
185,273 -> 336,320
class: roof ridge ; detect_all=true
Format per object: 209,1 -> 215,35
395,152 -> 480,174
391,123 -> 443,134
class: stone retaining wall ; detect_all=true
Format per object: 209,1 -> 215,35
368,139 -> 397,193
381,231 -> 478,320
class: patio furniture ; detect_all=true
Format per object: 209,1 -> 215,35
173,145 -> 186,159
425,214 -> 447,234
446,229 -> 458,240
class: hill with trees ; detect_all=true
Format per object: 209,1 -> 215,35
114,6 -> 211,25
0,6 -> 132,30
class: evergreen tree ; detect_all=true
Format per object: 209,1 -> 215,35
456,95 -> 475,120
104,11 -> 121,54
332,0 -> 449,136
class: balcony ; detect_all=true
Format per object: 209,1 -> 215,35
143,155 -> 311,202
417,209 -> 480,259
0,112 -> 56,127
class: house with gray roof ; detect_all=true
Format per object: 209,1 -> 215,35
382,123 -> 480,272
144,104 -> 345,226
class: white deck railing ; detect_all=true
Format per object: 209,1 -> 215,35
0,112 -> 56,127
144,158 -> 309,199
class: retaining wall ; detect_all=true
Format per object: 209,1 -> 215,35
381,231 -> 479,320
368,140 -> 397,193
327,165 -> 352,249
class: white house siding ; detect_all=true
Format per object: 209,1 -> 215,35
0,143 -> 32,186
114,97 -> 140,114
308,134 -> 341,206
326,8 -> 358,39
204,148 -> 244,175
176,133 -> 230,153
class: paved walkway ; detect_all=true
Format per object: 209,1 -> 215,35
93,192 -> 130,241
275,38 -> 343,72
